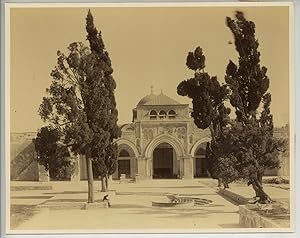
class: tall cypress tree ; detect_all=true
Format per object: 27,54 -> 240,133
223,11 -> 286,203
38,10 -> 120,203
178,11 -> 287,203
85,10 -> 121,192
177,47 -> 231,186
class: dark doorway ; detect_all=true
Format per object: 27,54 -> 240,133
153,143 -> 174,179
195,158 -> 208,177
194,145 -> 209,178
118,160 -> 130,178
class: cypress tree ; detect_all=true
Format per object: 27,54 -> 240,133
38,10 -> 120,202
177,47 -> 231,186
224,11 -> 286,203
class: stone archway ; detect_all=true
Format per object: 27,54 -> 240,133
115,138 -> 139,157
145,134 -> 185,178
152,142 -> 177,179
190,137 -> 211,156
190,138 -> 211,178
145,134 -> 185,159
114,139 -> 139,179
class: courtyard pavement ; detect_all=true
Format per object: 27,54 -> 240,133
9,179 -> 291,232
10,179 -> 241,231
200,179 -> 290,206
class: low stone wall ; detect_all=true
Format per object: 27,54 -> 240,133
11,185 -> 53,191
239,205 -> 281,228
218,188 -> 248,205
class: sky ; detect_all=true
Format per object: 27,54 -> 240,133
9,5 -> 291,133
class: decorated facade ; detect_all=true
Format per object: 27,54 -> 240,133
10,91 -> 290,181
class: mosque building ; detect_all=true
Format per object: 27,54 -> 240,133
81,88 -> 212,180
10,89 -> 289,182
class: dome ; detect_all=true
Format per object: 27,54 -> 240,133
137,92 -> 180,106
137,94 -> 157,106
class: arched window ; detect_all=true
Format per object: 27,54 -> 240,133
159,110 -> 167,119
119,149 -> 130,157
168,110 -> 176,119
150,110 -> 157,120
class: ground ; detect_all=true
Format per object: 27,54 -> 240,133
8,178 -> 290,232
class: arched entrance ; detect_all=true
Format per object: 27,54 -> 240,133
194,143 -> 209,178
145,134 -> 184,179
152,142 -> 178,179
113,139 -> 139,180
118,149 -> 131,178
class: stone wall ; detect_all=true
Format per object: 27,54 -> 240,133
239,205 -> 281,228
10,133 -> 39,181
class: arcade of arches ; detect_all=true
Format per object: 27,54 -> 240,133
10,91 -> 289,182
79,91 -> 213,181
109,91 -> 213,180
112,139 -> 210,180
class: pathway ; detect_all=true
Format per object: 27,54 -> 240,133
12,179 -> 241,231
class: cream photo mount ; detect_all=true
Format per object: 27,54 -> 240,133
5,2 -> 295,234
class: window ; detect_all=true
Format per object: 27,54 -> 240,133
168,110 -> 176,119
119,149 -> 130,157
159,110 -> 167,119
150,110 -> 157,120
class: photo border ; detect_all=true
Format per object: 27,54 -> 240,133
1,1 -> 298,237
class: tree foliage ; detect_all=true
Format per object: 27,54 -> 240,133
38,10 -> 120,201
224,11 -> 287,203
177,47 -> 231,183
225,11 -> 269,123
178,11 -> 287,203
34,126 -> 74,180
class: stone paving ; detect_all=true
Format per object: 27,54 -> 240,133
200,179 -> 290,204
9,179 -> 291,232
10,179 -> 241,231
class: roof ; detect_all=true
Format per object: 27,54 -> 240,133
137,92 -> 181,106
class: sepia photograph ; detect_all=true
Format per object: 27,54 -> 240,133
5,2 -> 294,234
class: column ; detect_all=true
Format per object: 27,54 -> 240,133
182,156 -> 193,179
130,157 -> 135,179
147,157 -> 154,180
179,159 -> 184,179
38,164 -> 49,182
71,156 -> 80,182
137,157 -> 147,180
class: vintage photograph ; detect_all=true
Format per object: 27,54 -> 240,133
6,2 -> 293,233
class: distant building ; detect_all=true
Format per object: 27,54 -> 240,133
10,91 -> 290,181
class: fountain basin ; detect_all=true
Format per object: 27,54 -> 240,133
152,196 -> 194,207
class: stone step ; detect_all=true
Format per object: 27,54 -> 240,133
38,201 -> 109,210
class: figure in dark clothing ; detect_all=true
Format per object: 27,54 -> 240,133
103,194 -> 111,207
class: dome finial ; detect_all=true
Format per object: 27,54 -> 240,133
151,85 -> 154,95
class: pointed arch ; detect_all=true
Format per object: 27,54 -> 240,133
115,138 -> 139,157
190,137 -> 211,156
145,134 -> 185,158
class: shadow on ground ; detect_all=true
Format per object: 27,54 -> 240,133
10,204 -> 40,229
118,206 -> 239,220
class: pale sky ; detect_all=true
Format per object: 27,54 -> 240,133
9,6 -> 290,132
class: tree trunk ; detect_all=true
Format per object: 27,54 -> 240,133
223,180 -> 229,189
217,178 -> 222,187
85,150 -> 94,203
105,175 -> 109,191
258,173 -> 263,185
101,176 -> 108,192
250,177 -> 271,204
